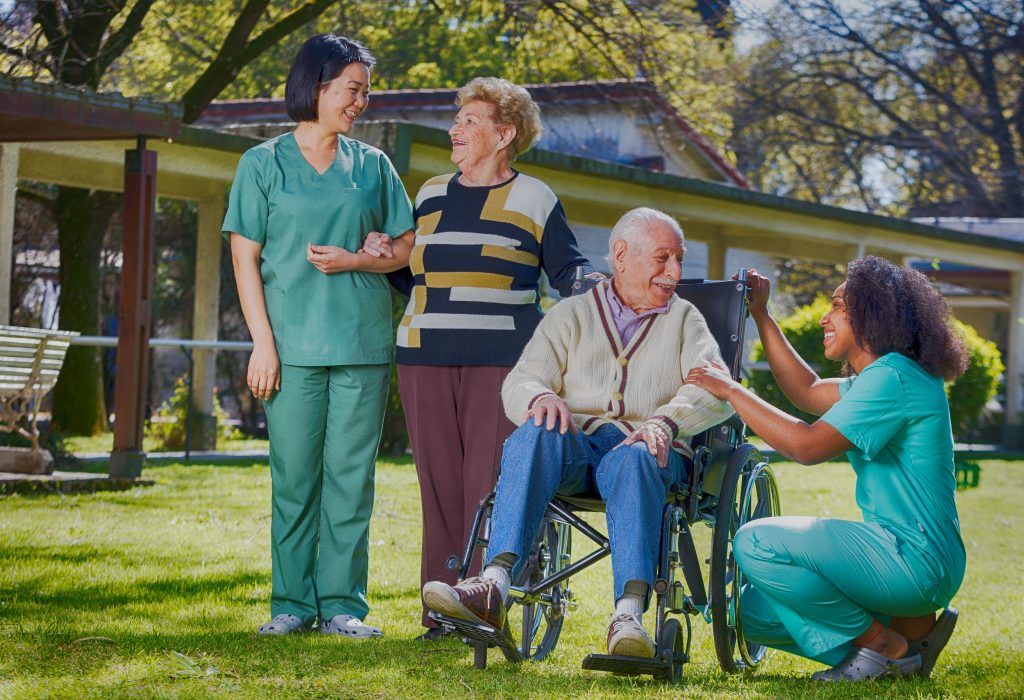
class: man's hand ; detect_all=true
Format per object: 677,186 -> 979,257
683,361 -> 737,401
523,395 -> 578,434
619,421 -> 671,467
358,231 -> 394,259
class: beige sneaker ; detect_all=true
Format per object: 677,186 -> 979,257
606,613 -> 655,658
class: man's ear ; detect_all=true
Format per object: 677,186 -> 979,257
612,239 -> 629,273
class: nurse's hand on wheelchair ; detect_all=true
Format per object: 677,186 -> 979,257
619,422 -> 671,467
524,395 -> 578,434
737,268 -> 771,317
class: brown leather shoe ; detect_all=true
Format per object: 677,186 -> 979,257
422,576 -> 506,630
607,613 -> 655,658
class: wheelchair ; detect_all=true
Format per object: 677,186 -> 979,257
429,269 -> 782,683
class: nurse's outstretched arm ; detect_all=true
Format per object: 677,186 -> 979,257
230,233 -> 280,401
684,363 -> 852,465
745,269 -> 842,416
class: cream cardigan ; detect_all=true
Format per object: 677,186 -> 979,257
502,281 -> 734,456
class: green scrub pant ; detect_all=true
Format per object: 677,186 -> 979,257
734,516 -> 939,667
262,363 -> 389,625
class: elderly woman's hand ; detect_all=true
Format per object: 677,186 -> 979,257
358,231 -> 394,259
524,395 -> 578,434
684,362 -> 738,401
307,243 -> 357,274
619,422 -> 671,467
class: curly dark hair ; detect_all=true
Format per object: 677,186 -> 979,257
843,256 -> 968,380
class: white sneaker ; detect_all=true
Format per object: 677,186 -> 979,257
606,613 -> 655,658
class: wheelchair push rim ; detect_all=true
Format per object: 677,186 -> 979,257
709,443 -> 781,674
505,517 -> 571,662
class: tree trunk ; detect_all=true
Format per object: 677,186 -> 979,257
51,187 -> 120,436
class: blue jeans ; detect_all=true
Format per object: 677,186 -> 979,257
486,422 -> 686,606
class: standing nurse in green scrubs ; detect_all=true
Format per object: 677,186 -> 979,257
223,34 -> 414,638
685,257 -> 968,681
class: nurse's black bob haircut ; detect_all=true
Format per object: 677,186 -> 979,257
285,34 -> 375,123
843,256 -> 968,381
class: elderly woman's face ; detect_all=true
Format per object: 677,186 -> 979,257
316,62 -> 370,134
449,100 -> 512,173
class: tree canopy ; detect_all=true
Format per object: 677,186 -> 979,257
732,0 -> 1023,218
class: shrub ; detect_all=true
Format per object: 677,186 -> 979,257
947,320 -> 1004,435
747,300 -> 1004,440
145,375 -> 240,451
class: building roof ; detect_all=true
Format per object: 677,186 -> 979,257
0,75 -> 181,142
200,79 -> 749,188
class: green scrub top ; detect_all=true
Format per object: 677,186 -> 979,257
820,352 -> 966,607
222,132 -> 413,366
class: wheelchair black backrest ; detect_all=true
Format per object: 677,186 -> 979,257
676,271 -> 751,501
674,274 -> 749,382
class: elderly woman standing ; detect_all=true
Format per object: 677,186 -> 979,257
389,77 -> 596,640
224,34 -> 413,638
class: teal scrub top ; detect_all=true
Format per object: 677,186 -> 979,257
222,132 -> 414,366
820,352 -> 966,606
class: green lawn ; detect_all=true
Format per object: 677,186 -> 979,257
63,434 -> 269,455
1,456 -> 1021,698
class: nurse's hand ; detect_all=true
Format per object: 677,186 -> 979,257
684,362 -> 737,401
248,343 -> 280,400
358,232 -> 394,259
307,243 -> 356,274
741,269 -> 771,317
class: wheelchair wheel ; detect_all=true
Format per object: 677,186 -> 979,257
507,516 -> 571,662
709,443 -> 781,674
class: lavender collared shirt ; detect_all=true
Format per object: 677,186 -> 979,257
606,281 -> 670,346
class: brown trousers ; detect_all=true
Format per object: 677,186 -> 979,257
398,364 -> 516,628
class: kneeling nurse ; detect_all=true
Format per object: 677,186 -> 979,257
685,257 -> 967,681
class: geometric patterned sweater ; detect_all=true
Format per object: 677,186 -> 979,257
394,170 -> 592,366
501,280 -> 734,456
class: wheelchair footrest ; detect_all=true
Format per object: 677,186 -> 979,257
428,612 -> 523,663
582,652 -> 670,678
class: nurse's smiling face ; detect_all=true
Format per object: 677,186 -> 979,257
316,62 -> 371,135
820,283 -> 876,372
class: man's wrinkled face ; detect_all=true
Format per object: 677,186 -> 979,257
613,221 -> 684,311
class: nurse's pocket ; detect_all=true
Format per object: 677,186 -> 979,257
285,285 -> 392,358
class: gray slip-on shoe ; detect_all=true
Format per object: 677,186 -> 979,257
257,613 -> 308,636
811,647 -> 922,681
319,614 -> 383,639
906,607 -> 958,677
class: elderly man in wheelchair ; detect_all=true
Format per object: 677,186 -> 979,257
422,207 -> 733,661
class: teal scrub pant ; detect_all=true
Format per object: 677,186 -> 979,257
262,363 -> 389,625
734,516 -> 938,667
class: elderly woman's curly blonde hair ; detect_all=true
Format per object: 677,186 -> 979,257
456,77 -> 543,160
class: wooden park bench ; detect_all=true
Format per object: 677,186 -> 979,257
0,325 -> 79,474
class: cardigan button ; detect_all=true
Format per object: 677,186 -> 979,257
617,357 -> 628,366
612,391 -> 623,401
